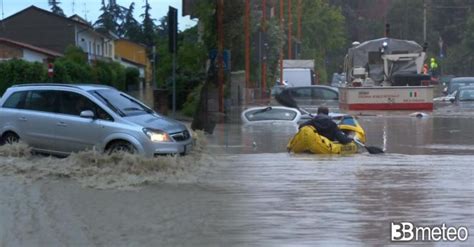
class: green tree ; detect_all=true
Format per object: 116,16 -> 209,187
299,0 -> 346,82
156,16 -> 169,39
95,0 -> 117,33
49,0 -> 65,17
464,12 -> 474,53
141,0 -> 156,48
387,0 -> 424,43
120,2 -> 142,41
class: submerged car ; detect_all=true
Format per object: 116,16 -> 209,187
241,106 -> 301,124
452,86 -> 474,106
445,77 -> 474,95
271,85 -> 339,111
0,84 -> 193,157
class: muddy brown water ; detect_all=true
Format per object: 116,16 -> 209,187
0,105 -> 473,246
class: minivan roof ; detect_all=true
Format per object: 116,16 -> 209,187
450,77 -> 474,82
458,85 -> 474,90
11,83 -> 115,91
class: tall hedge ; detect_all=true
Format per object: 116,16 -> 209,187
0,46 -> 140,95
0,59 -> 47,95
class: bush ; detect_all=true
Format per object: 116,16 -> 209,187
52,60 -> 72,82
0,59 -> 47,95
92,60 -> 127,91
125,67 -> 140,90
0,48 -> 133,95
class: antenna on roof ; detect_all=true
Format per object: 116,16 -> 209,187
83,2 -> 89,21
72,0 -> 75,14
1,0 -> 4,21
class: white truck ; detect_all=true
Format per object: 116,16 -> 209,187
282,60 -> 315,87
340,37 -> 434,111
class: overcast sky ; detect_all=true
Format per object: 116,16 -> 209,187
1,0 -> 197,30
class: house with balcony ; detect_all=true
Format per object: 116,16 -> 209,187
0,6 -> 116,63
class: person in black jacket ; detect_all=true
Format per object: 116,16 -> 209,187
299,107 -> 353,144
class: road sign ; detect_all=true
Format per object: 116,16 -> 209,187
209,49 -> 230,71
48,63 -> 54,78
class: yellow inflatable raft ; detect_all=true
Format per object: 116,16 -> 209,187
287,115 -> 366,155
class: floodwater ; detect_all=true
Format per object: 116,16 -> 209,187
0,104 -> 473,246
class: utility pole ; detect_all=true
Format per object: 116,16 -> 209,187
245,0 -> 250,103
423,0 -> 427,42
297,0 -> 301,40
168,7 -> 178,117
279,0 -> 283,86
297,0 -> 302,58
288,0 -> 292,59
217,0 -> 224,113
261,0 -> 267,98
152,45 -> 157,90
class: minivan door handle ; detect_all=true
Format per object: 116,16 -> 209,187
18,117 -> 27,121
56,122 -> 68,127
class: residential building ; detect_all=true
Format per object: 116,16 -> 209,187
0,37 -> 62,63
0,6 -> 115,62
115,39 -> 152,86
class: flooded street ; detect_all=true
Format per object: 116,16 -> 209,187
0,107 -> 473,246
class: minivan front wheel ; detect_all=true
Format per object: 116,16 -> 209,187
2,132 -> 19,145
106,141 -> 136,155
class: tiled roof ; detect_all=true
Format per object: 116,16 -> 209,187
0,38 -> 63,57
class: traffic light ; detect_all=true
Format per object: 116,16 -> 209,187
168,6 -> 178,53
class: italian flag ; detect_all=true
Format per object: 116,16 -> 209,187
409,91 -> 418,97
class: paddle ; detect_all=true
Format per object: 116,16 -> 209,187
353,138 -> 385,154
275,88 -> 384,154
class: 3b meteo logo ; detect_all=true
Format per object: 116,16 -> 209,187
391,222 -> 469,242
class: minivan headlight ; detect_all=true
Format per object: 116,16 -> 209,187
143,128 -> 171,142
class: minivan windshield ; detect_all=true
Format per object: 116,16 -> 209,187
90,89 -> 153,117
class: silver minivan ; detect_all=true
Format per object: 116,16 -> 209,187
0,84 -> 193,157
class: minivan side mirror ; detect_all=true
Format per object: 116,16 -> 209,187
80,110 -> 95,119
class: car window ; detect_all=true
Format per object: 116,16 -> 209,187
24,90 -> 59,113
291,88 -> 312,98
2,91 -> 27,109
459,89 -> 474,101
59,91 -> 113,121
244,108 -> 297,121
449,80 -> 474,93
320,89 -> 339,100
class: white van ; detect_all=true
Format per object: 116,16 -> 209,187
283,68 -> 315,87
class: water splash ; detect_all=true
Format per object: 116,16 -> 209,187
0,131 -> 215,189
